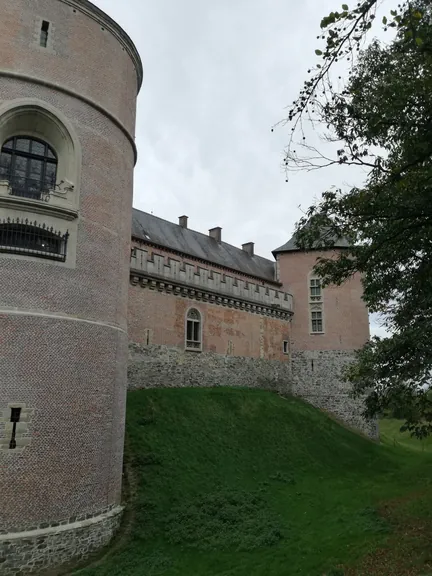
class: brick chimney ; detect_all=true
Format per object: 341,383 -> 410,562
179,215 -> 188,228
209,227 -> 222,243
242,242 -> 254,256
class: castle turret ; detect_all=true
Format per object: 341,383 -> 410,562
273,232 -> 376,437
0,1 -> 142,573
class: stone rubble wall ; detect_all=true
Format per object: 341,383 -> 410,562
0,507 -> 123,575
291,349 -> 378,439
128,344 -> 378,439
128,343 -> 292,392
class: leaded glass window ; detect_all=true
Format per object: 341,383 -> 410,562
0,136 -> 58,200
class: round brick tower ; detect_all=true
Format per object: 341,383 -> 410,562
0,0 -> 142,573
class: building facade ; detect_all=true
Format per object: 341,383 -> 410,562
0,0 -> 142,574
0,1 -> 375,574
128,211 -> 377,438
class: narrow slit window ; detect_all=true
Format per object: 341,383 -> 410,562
9,407 -> 22,450
40,20 -> 50,48
283,341 -> 289,355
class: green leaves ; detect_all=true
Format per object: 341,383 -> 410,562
315,49 -> 323,56
342,3 -> 349,10
382,16 -> 387,25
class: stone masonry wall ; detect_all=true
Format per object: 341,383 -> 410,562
0,506 -> 123,576
292,349 -> 378,438
128,343 -> 293,392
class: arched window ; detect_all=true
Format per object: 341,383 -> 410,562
0,136 -> 58,200
0,218 -> 69,262
186,308 -> 202,350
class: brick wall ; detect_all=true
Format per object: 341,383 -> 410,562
128,286 -> 292,361
128,275 -> 293,394
0,0 -> 140,571
278,250 -> 370,351
0,0 -> 141,135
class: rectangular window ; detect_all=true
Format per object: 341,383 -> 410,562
309,278 -> 322,300
40,20 -> 50,47
311,311 -> 323,333
283,341 -> 289,354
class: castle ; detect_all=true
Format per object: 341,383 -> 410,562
0,1 -> 375,574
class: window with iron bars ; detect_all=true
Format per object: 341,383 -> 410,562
186,308 -> 202,350
0,218 -> 69,262
0,136 -> 58,201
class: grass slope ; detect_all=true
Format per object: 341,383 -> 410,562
76,388 -> 432,576
380,418 -> 432,453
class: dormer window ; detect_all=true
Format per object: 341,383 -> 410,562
0,136 -> 58,200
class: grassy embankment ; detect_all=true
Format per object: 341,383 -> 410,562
75,388 -> 432,576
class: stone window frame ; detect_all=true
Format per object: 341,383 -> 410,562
185,307 -> 202,352
0,99 -> 82,269
308,273 -> 325,334
0,402 -> 33,453
0,99 -> 82,217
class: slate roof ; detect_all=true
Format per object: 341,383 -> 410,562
272,231 -> 350,255
131,209 -> 277,283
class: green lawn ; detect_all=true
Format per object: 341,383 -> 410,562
380,417 -> 432,453
75,388 -> 432,576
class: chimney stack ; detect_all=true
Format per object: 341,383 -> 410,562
242,242 -> 254,256
179,215 -> 188,228
209,227 -> 222,243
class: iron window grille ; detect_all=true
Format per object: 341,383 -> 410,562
186,308 -> 202,350
0,136 -> 58,201
0,218 -> 69,262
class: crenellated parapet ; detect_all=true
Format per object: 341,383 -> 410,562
130,246 -> 293,319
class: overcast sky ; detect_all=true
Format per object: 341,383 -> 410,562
92,0 -> 388,337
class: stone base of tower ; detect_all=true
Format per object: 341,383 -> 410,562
291,349 -> 379,439
0,506 -> 123,575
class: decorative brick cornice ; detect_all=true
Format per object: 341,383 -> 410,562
130,271 -> 293,321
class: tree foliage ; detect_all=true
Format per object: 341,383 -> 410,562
280,0 -> 432,437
